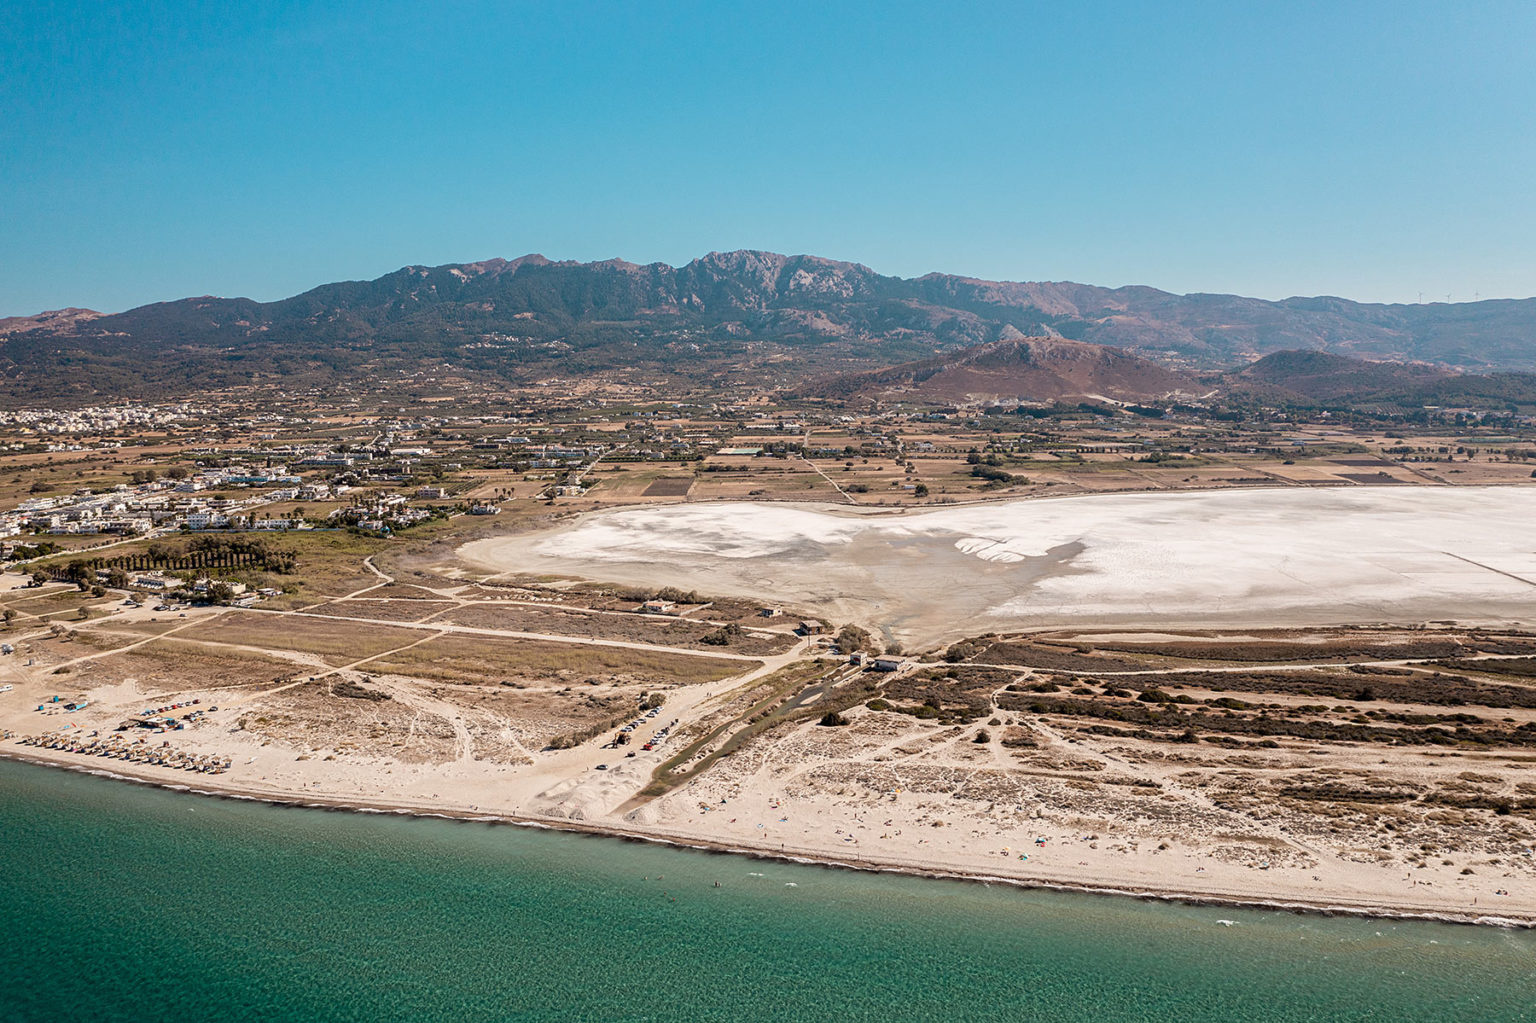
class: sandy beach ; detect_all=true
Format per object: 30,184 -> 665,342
7,486 -> 1536,927
6,641 -> 1535,931
3,733 -> 1530,927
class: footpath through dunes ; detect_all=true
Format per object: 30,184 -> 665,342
459,486 -> 1536,648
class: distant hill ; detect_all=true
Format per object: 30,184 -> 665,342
804,341 -> 1536,410
0,307 -> 102,334
800,336 -> 1203,404
2,250 -> 1534,401
1227,349 -> 1536,408
1231,349 -> 1454,401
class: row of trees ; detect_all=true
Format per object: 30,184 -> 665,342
41,536 -> 297,588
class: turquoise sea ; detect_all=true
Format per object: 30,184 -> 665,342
2,757 -> 1533,1022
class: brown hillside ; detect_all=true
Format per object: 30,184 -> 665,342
0,307 -> 102,335
801,336 -> 1204,403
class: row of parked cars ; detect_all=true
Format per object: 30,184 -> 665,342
597,709 -> 676,770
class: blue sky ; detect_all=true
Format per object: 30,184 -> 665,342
3,0 -> 1533,314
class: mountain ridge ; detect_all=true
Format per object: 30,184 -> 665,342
2,250 -> 1534,401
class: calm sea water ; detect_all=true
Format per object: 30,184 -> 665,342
2,758 -> 1533,1022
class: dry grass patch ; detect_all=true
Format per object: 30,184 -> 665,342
1,589 -> 114,616
307,599 -> 459,623
65,629 -> 145,653
175,611 -> 426,666
359,584 -> 453,600
446,687 -> 635,751
239,681 -> 456,763
87,619 -> 194,638
87,641 -> 302,693
436,604 -> 796,656
368,633 -> 753,687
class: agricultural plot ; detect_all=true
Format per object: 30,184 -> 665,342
641,477 -> 693,497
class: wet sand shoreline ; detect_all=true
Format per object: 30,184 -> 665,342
6,746 -> 1530,929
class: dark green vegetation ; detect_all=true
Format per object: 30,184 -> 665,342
330,678 -> 391,702
640,662 -> 875,799
874,628 -> 1536,760
999,690 -> 1536,751
1436,657 -> 1536,679
873,665 -> 1018,724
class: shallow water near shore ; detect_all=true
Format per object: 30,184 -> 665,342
3,759 -> 1534,1022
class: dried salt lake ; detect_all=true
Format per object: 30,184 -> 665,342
462,486 -> 1536,647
